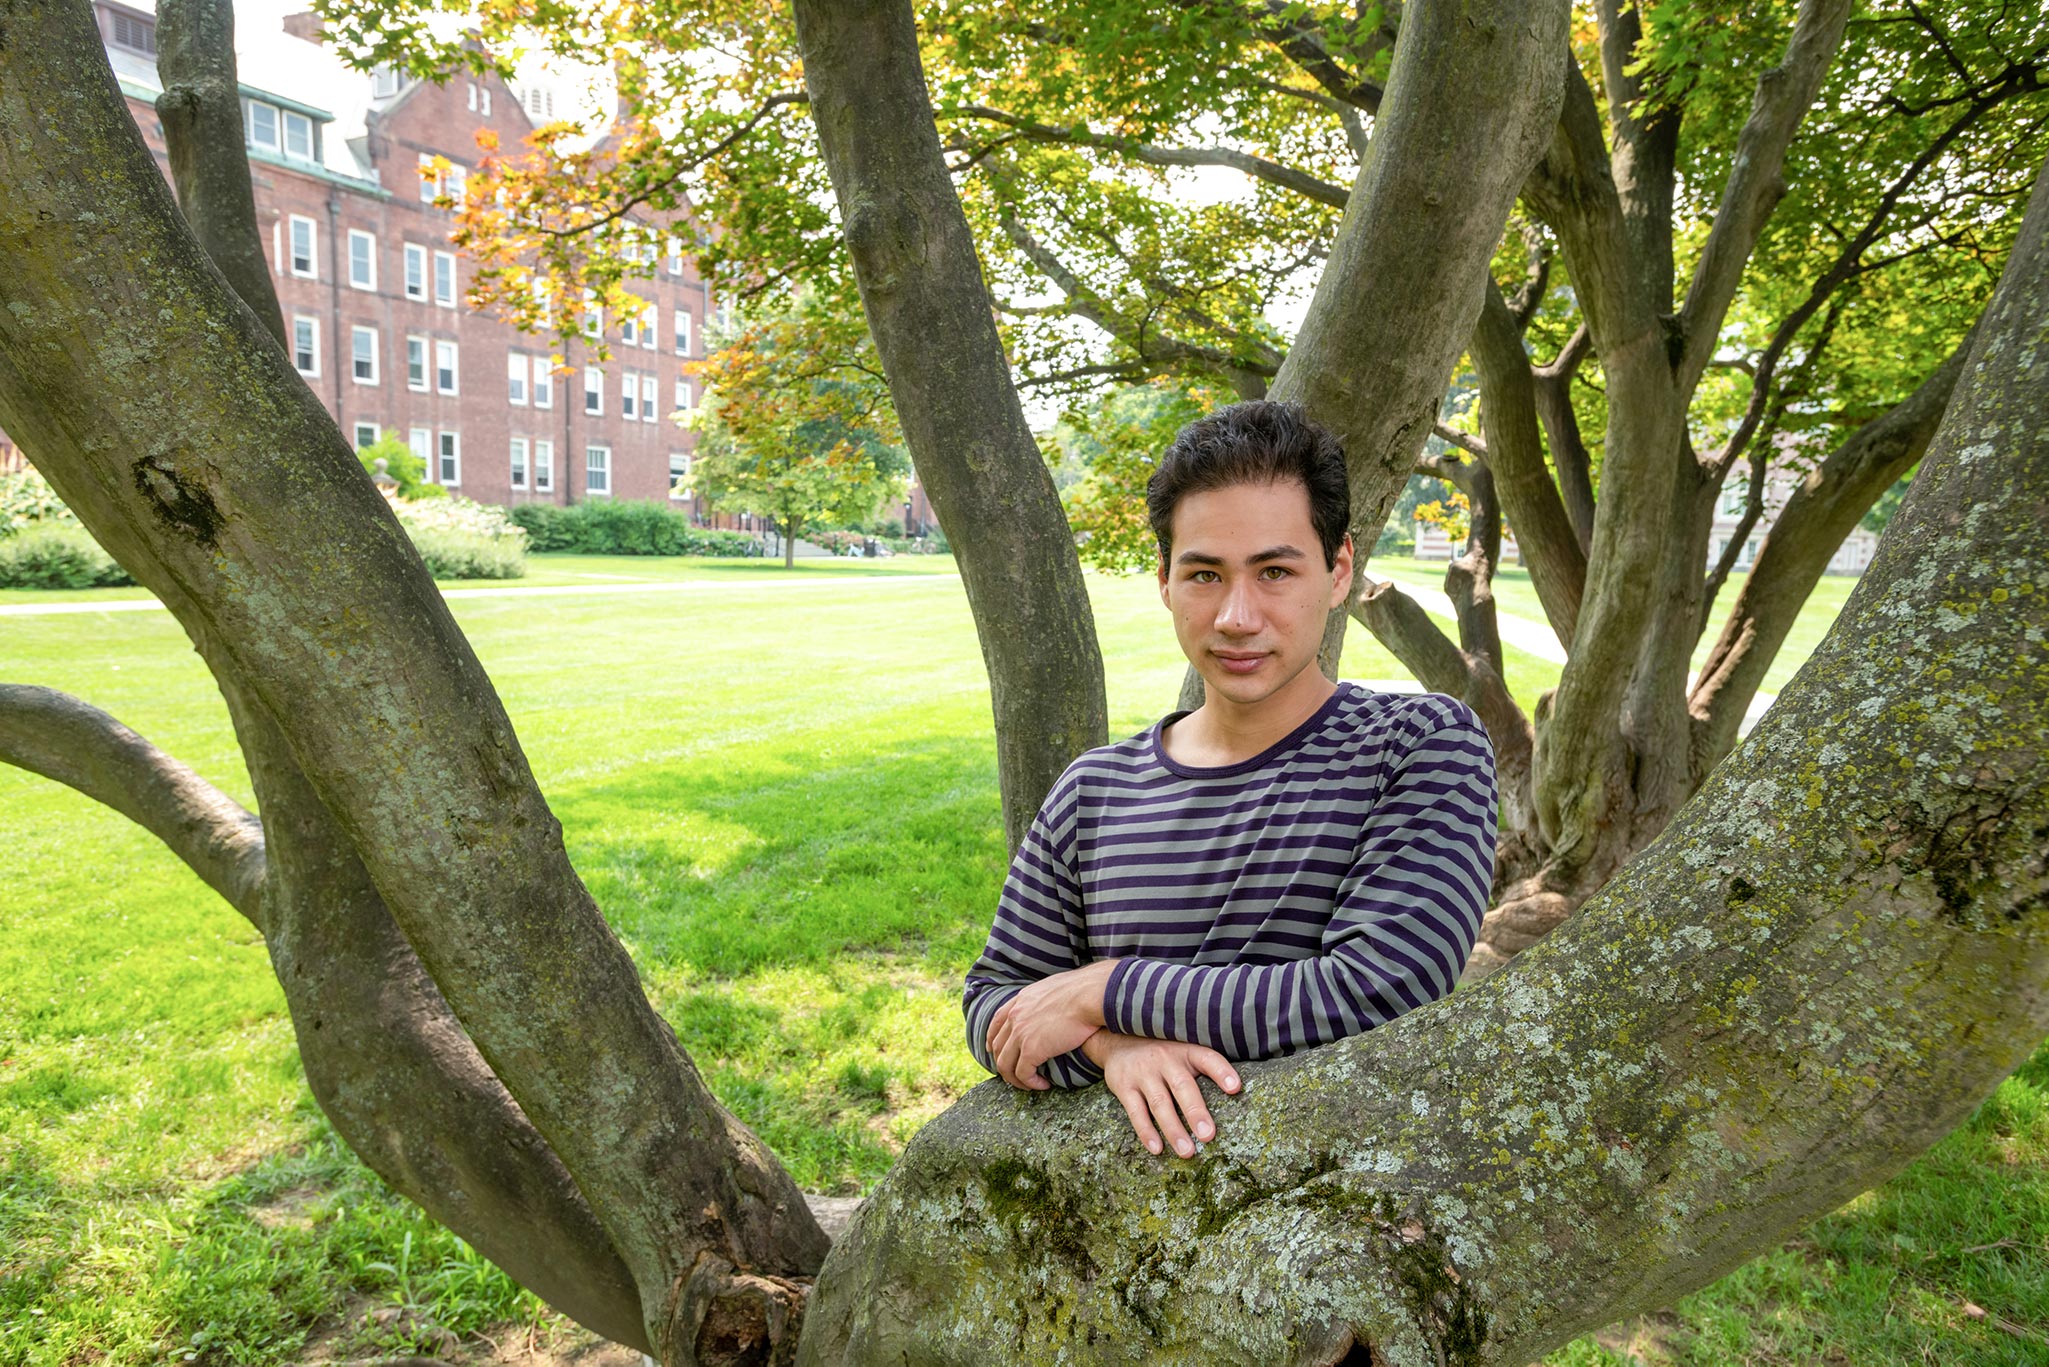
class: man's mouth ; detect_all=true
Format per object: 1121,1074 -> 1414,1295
1213,650 -> 1268,676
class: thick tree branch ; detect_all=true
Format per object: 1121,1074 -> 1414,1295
1696,447 -> 1768,638
943,105 -> 1351,209
0,684 -> 266,925
1534,323 -> 1597,552
1675,0 -> 1853,390
1596,0 -> 1681,310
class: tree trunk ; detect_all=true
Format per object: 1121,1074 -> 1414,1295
794,0 -> 1108,852
0,4 -> 824,1358
798,155 -> 2049,1360
784,513 -> 798,568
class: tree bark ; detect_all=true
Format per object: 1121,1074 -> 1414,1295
794,0 -> 1108,852
0,5 -> 823,1358
797,154 -> 2049,1361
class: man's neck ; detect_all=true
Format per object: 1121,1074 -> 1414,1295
1162,670 -> 1339,769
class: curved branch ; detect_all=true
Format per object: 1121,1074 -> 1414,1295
0,683 -> 266,926
943,105 -> 1351,209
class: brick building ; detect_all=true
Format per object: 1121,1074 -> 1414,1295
22,0 -> 743,523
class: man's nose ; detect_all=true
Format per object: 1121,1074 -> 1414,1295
1215,576 -> 1262,634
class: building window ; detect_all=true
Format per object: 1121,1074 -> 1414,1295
406,335 -> 427,390
585,445 -> 610,496
666,237 -> 684,276
351,325 -> 378,384
532,357 -> 553,409
282,110 -> 314,161
354,421 -> 379,450
466,81 -> 479,111
522,86 -> 555,121
482,88 -> 492,116
371,66 -> 404,100
1718,482 -> 1748,518
403,244 -> 426,300
533,439 -> 554,492
438,431 -> 461,487
674,309 -> 692,357
674,377 -> 693,413
639,302 -> 658,351
621,371 -> 638,421
108,10 -> 157,54
288,215 -> 317,278
246,100 -> 279,151
347,230 -> 376,290
433,252 -> 456,307
418,152 -> 439,203
669,451 -> 691,500
507,351 -> 528,406
510,436 -> 529,490
435,340 -> 458,395
640,373 -> 657,424
291,316 -> 319,375
583,365 -> 602,415
582,289 -> 601,340
620,299 -> 643,348
408,427 -> 432,476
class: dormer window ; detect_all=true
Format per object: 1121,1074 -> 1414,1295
371,67 -> 405,100
244,97 -> 316,162
108,9 -> 156,55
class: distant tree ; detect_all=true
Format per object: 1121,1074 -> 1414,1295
689,295 -> 909,567
357,429 -> 440,500
1050,378 -> 1233,574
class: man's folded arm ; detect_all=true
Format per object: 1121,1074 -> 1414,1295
962,774 -> 1104,1087
1102,699 -> 1499,1062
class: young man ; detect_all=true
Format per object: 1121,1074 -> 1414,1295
962,400 -> 1498,1160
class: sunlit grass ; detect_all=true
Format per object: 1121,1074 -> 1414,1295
3,553 -> 2037,1364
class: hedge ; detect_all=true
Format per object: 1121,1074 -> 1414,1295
507,500 -> 764,557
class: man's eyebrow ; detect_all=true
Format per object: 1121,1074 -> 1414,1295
1172,545 -> 1309,567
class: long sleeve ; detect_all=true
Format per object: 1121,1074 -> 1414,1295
1100,696 -> 1497,1061
962,773 -> 1104,1087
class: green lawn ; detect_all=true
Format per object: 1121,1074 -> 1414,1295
1,556 -> 2041,1364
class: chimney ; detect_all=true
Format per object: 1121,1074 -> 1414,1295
282,11 -> 324,43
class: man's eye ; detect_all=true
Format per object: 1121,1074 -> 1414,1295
1261,566 -> 1291,579
1190,570 -> 1219,583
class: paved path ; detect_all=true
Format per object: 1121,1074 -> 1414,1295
0,572 -> 963,617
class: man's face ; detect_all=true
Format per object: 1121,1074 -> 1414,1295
1157,477 -> 1354,710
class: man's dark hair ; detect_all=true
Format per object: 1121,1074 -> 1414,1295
1146,400 -> 1351,568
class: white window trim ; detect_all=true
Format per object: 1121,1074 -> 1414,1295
433,251 -> 457,308
406,335 -> 428,392
673,309 -> 692,357
533,439 -> 555,492
507,351 -> 529,407
435,339 -> 459,396
583,365 -> 603,415
585,444 -> 612,496
291,316 -> 320,376
288,214 -> 318,280
351,325 -> 380,386
354,421 -> 379,449
640,373 -> 657,424
640,303 -> 657,351
669,451 -> 691,501
247,99 -> 280,152
438,431 -> 462,488
674,376 -> 693,413
347,230 -> 377,291
282,110 -> 314,162
621,370 -> 638,421
510,435 -> 529,490
532,356 -> 554,410
403,243 -> 427,301
409,427 -> 433,478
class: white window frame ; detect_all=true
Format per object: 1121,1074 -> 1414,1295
640,373 -> 657,424
510,436 -> 529,490
673,376 -> 693,413
418,152 -> 440,204
371,67 -> 404,100
351,325 -> 379,385
291,316 -> 320,376
438,431 -> 462,488
347,229 -> 376,291
403,243 -> 427,300
481,87 -> 492,116
585,444 -> 611,496
582,289 -> 601,340
532,357 -> 553,409
673,309 -> 692,357
466,81 -> 479,112
408,427 -> 433,477
246,99 -> 280,151
620,302 -> 641,348
666,237 -> 684,276
288,214 -> 318,279
405,335 -> 428,391
621,370 -> 639,421
639,302 -> 658,351
669,451 -> 691,500
435,339 -> 459,396
583,365 -> 603,415
507,351 -> 528,406
533,439 -> 554,492
433,251 -> 457,308
354,421 -> 379,449
282,110 -> 314,162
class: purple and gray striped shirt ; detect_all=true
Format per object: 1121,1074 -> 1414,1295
963,684 -> 1498,1087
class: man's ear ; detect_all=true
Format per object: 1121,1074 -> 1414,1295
1158,551 -> 1171,607
1329,533 -> 1356,608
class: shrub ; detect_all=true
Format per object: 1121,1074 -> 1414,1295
1,468 -> 82,535
391,495 -> 527,580
0,526 -> 134,589
359,432 -> 445,500
506,500 -> 765,557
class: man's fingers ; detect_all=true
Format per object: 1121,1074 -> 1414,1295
1111,1084 -> 1163,1156
1143,1082 -> 1194,1158
1165,1069 -> 1214,1144
1190,1047 -> 1241,1095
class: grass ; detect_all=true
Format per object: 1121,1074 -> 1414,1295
2,553 -> 2042,1364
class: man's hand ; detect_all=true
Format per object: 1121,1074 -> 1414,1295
987,959 -> 1117,1090
1082,1030 -> 1241,1158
